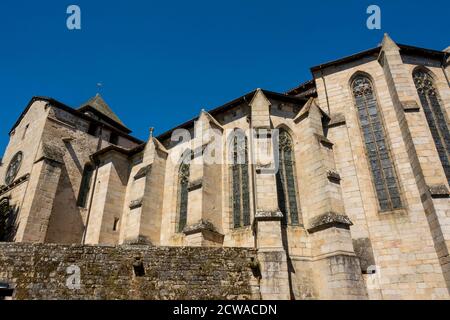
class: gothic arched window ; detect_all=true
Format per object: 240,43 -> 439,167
230,130 -> 251,228
276,130 -> 300,225
177,158 -> 190,233
352,75 -> 402,211
413,69 -> 450,184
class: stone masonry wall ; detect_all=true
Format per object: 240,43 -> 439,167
0,243 -> 260,300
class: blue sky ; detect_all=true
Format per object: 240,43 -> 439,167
0,0 -> 448,154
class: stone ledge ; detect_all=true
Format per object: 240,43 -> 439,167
254,210 -> 283,222
188,179 -> 202,192
307,212 -> 353,234
328,113 -> 346,128
183,219 -> 224,244
314,134 -> 334,149
0,174 -> 30,196
429,184 -> 450,198
183,219 -> 218,235
402,100 -> 420,112
255,163 -> 274,175
129,198 -> 143,209
134,165 -> 151,180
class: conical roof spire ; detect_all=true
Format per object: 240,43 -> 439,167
79,94 -> 127,129
380,33 -> 399,51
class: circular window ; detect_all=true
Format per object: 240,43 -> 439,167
5,151 -> 23,185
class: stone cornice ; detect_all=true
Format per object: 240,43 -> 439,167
429,184 -> 450,199
134,165 -> 151,180
0,174 -> 30,196
307,212 -> 353,234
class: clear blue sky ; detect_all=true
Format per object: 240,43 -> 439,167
0,0 -> 448,154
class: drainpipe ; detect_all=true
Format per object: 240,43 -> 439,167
244,96 -> 259,249
319,68 -> 331,115
82,125 -> 104,244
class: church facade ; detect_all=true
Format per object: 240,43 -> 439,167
1,34 -> 450,299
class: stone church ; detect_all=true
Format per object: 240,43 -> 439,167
1,34 -> 450,299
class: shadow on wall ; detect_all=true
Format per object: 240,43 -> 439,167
45,166 -> 84,244
281,225 -> 296,300
0,198 -> 19,242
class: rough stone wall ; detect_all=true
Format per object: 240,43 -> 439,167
0,243 -> 260,300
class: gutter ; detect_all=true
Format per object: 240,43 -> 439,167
244,96 -> 259,250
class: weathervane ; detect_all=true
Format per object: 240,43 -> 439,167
96,82 -> 103,95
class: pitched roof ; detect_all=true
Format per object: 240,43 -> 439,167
310,44 -> 446,73
285,79 -> 317,97
9,96 -> 139,140
78,94 -> 128,130
157,89 -> 308,142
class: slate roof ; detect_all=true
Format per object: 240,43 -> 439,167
78,94 -> 128,130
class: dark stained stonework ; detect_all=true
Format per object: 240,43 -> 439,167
327,170 -> 341,184
129,198 -> 143,209
327,113 -> 346,128
0,243 -> 260,300
429,184 -> 450,198
307,212 -> 353,233
401,100 -> 420,112
0,174 -> 29,196
352,238 -> 376,274
134,165 -> 151,180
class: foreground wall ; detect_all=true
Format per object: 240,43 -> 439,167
0,243 -> 260,300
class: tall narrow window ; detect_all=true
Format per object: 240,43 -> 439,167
22,124 -> 29,140
276,130 -> 300,225
109,132 -> 119,145
77,164 -> 94,207
352,75 -> 402,211
230,130 -> 251,228
113,217 -> 120,231
413,69 -> 450,184
177,159 -> 190,233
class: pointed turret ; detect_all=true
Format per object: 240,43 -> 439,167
79,94 -> 130,132
380,33 -> 400,52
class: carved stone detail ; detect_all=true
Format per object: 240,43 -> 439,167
307,212 -> 353,233
402,100 -> 420,112
188,179 -> 202,192
429,184 -> 450,198
129,198 -> 143,209
328,113 -> 346,128
134,165 -> 151,180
